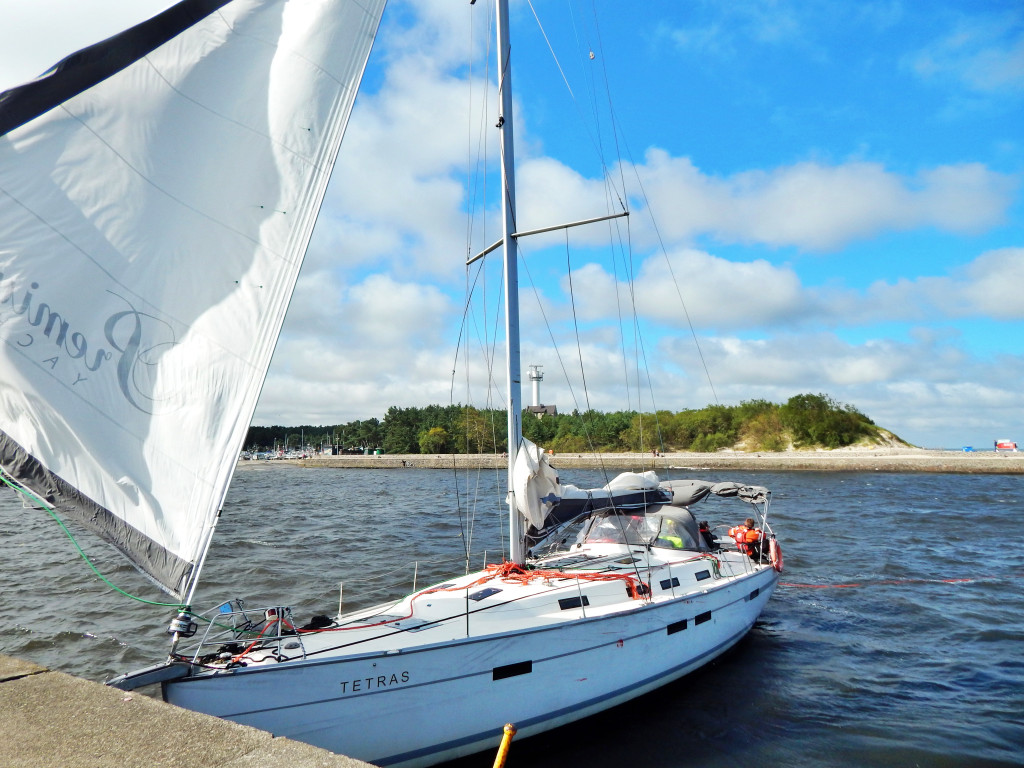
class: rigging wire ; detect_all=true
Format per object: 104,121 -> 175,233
565,230 -> 593,416
618,141 -> 720,406
456,0 -> 509,562
542,0 -> 720,418
451,3 -> 493,568
462,1 -> 693,514
515,1 -> 675,466
584,3 -> 670,447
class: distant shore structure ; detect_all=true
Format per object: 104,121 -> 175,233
238,447 -> 1024,475
526,364 -> 557,417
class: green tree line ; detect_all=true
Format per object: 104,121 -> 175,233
244,393 -> 887,455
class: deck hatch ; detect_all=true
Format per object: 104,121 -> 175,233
660,577 -> 681,590
667,619 -> 687,635
695,570 -> 711,581
544,555 -> 595,568
558,595 -> 590,610
353,614 -> 433,632
695,610 -> 712,625
493,661 -> 533,680
468,587 -> 503,601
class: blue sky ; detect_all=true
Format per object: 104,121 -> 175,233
2,0 -> 1021,449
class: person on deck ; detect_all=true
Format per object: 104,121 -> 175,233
728,517 -> 764,561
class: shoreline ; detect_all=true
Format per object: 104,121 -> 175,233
239,448 -> 1024,475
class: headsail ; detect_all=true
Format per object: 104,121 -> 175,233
0,0 -> 386,597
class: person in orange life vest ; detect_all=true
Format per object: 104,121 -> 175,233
728,517 -> 764,560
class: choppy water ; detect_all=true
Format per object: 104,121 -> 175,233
2,464 -> 1022,767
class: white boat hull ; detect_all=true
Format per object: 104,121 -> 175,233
164,565 -> 777,767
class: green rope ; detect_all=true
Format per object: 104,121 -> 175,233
0,470 -> 186,610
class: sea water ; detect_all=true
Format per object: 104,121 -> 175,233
1,464 -> 1021,767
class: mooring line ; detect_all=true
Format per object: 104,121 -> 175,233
780,577 -> 977,589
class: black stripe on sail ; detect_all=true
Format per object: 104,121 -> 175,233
0,0 -> 235,137
0,429 -> 192,598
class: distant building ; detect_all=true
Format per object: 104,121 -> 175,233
527,404 -> 558,417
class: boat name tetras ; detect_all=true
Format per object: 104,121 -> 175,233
341,670 -> 410,693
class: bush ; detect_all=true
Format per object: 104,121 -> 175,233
780,393 -> 873,448
418,427 -> 449,454
740,411 -> 788,451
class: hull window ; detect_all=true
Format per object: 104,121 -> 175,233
493,661 -> 533,681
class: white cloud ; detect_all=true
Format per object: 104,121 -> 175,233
855,247 -> 1024,323
650,330 -> 1021,447
659,1 -> 804,57
960,247 -> 1024,319
552,249 -> 805,331
910,14 -> 1024,94
237,0 -> 1020,452
326,60 -> 477,277
631,151 -> 1016,251
532,243 -> 1024,335
482,150 -> 1016,255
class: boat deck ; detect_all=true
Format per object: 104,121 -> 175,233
188,543 -> 769,669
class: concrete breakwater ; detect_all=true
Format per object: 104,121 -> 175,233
242,449 -> 1024,475
0,655 -> 373,768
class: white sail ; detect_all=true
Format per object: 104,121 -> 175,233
0,0 -> 386,597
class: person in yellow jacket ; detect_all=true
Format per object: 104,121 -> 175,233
728,517 -> 764,561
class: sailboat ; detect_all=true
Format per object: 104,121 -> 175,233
0,1 -> 782,766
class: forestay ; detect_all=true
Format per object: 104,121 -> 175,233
0,0 -> 386,598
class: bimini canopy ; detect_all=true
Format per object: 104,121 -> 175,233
660,479 -> 770,506
524,471 -> 673,547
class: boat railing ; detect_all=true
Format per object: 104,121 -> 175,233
333,551 -> 502,610
179,552 -> 503,663
173,601 -> 311,665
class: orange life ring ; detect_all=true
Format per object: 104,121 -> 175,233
769,538 -> 783,572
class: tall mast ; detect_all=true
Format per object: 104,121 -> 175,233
495,0 -> 524,564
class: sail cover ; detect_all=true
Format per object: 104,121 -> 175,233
0,0 -> 386,597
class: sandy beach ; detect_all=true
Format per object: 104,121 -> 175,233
245,447 -> 1024,474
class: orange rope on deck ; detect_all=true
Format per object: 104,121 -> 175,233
293,557 -> 666,638
482,561 -> 650,599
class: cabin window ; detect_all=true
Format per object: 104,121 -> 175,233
585,512 -> 658,546
558,595 -> 590,610
652,516 -> 699,550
